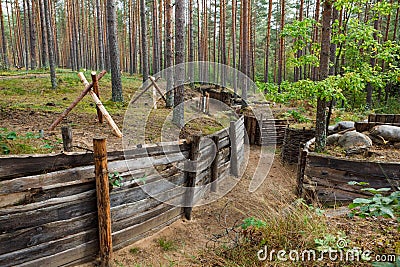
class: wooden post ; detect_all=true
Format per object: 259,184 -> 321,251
48,70 -> 107,131
93,138 -> 113,267
230,121 -> 239,177
296,143 -> 308,196
152,86 -> 158,110
210,135 -> 220,192
61,126 -> 73,152
184,134 -> 201,220
78,73 -> 123,138
129,76 -> 161,105
91,72 -> 104,124
149,76 -> 167,102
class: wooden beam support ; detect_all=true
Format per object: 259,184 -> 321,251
93,138 -> 113,267
91,71 -> 104,124
184,134 -> 201,220
61,126 -> 73,152
129,76 -> 161,105
230,121 -> 239,177
48,70 -> 107,131
149,76 -> 167,102
78,73 -> 123,138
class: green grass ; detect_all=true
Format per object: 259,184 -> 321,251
157,237 -> 177,251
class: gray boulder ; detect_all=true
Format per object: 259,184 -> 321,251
326,134 -> 342,146
338,131 -> 372,150
332,121 -> 355,132
370,125 -> 400,143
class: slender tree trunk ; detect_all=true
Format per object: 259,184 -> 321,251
23,0 -> 29,70
311,0 -> 321,80
151,0 -> 160,74
96,0 -> 105,70
43,0 -> 57,88
0,0 -> 9,68
139,0 -> 149,82
220,0 -> 226,86
173,0 -> 185,127
240,0 -> 249,102
232,0 -> 237,94
315,0 -> 333,152
165,0 -> 174,107
106,0 -> 123,102
26,0 -> 37,69
393,0 -> 400,41
277,0 -> 285,92
294,0 -> 304,82
264,0 -> 273,83
188,0 -> 194,85
38,0 -> 47,68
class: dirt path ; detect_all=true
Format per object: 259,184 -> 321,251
93,146 -> 297,267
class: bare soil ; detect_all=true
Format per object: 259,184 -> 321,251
324,143 -> 400,162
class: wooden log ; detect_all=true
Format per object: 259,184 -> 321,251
78,73 -> 123,138
296,144 -> 308,196
230,121 -> 239,177
210,135 -> 220,192
129,76 -> 162,105
93,138 -> 113,267
149,76 -> 167,102
61,126 -> 73,152
91,71 -> 104,123
184,135 -> 201,220
48,70 -> 107,131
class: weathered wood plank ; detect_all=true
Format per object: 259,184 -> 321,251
0,195 -> 96,233
112,207 -> 182,248
110,172 -> 185,207
18,240 -> 98,267
0,212 -> 97,255
0,229 -> 97,266
307,153 -> 400,180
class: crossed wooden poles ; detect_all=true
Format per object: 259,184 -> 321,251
48,71 -> 123,138
48,72 -> 168,138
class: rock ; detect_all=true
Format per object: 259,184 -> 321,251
338,131 -> 372,150
329,121 -> 355,132
326,134 -> 342,146
394,142 -> 400,149
370,125 -> 400,143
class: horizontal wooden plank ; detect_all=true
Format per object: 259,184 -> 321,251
0,212 -> 97,255
18,240 -> 98,267
0,229 -> 97,266
110,172 -> 185,207
112,206 -> 182,249
218,136 -> 230,149
305,166 -> 399,190
0,142 -> 189,181
307,153 -> 400,180
0,195 -> 96,233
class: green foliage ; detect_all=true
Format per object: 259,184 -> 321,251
282,110 -> 310,123
108,171 -> 124,188
157,237 -> 177,251
314,232 -> 349,252
348,182 -> 400,220
241,217 -> 267,230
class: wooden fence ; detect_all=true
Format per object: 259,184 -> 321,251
281,128 -> 315,164
0,117 -> 245,267
244,116 -> 290,146
297,138 -> 400,206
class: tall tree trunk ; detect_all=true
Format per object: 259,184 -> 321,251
38,0 -> 47,68
106,0 -> 123,102
173,0 -> 185,127
0,0 -> 9,68
165,0 -> 174,107
23,0 -> 29,70
393,0 -> 400,41
220,0 -> 226,86
26,0 -> 37,69
294,0 -> 304,82
277,0 -> 285,92
151,0 -> 160,74
231,0 -> 237,94
240,0 -> 249,102
315,0 -> 333,152
43,0 -> 57,88
264,0 -> 273,83
188,0 -> 194,85
139,0 -> 149,82
311,0 -> 321,80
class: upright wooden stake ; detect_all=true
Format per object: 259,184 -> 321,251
230,121 -> 239,177
93,138 -> 113,267
61,126 -> 73,152
210,135 -> 220,192
184,134 -> 201,220
91,71 -> 104,124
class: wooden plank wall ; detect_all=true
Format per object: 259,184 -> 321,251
281,128 -> 315,164
0,117 -> 246,267
301,152 -> 400,206
244,116 -> 291,146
